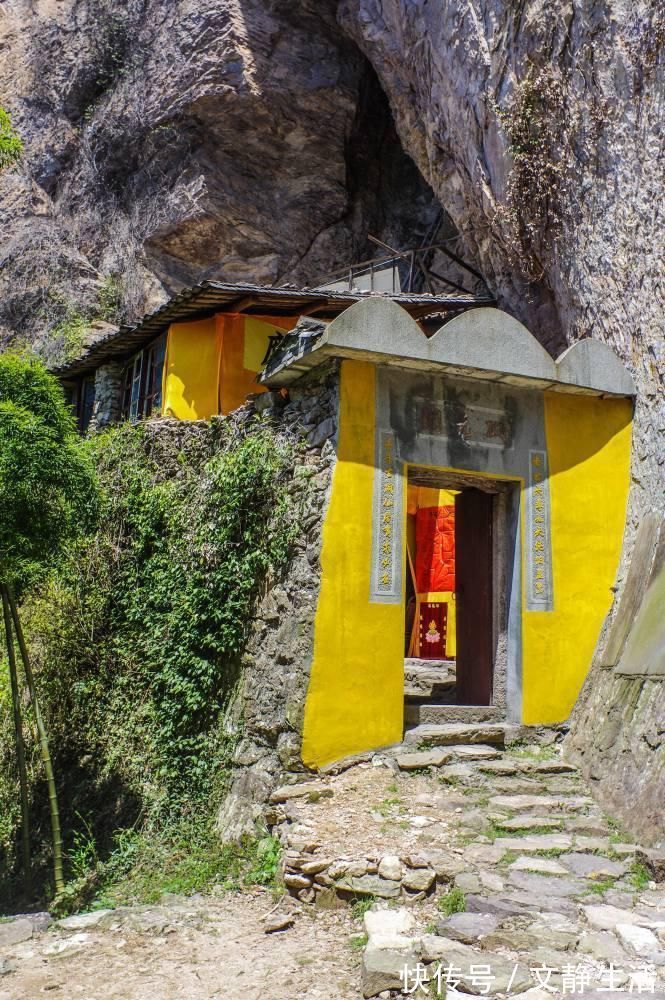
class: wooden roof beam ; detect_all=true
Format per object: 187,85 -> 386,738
217,295 -> 262,314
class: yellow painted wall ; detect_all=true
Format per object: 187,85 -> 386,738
162,313 -> 299,419
162,317 -> 221,420
302,371 -> 632,765
301,360 -> 404,768
522,393 -> 632,723
219,313 -> 299,415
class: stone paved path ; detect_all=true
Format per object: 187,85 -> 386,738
0,741 -> 663,998
367,743 -> 665,998
272,740 -> 664,998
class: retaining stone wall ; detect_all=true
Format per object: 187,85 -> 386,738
216,366 -> 340,839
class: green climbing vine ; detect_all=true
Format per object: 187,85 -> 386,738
0,420 -> 298,903
0,108 -> 22,170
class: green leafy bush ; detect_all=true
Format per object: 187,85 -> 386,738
0,353 -> 98,589
0,420 -> 298,904
0,108 -> 22,170
53,820 -> 281,914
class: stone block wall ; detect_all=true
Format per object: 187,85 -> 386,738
88,361 -> 124,432
216,365 -> 341,839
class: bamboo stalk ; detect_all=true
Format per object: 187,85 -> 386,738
8,590 -> 64,895
1,586 -> 31,894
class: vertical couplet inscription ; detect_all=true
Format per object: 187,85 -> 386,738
527,450 -> 553,610
371,431 -> 402,603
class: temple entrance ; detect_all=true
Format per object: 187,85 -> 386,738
404,467 -> 517,726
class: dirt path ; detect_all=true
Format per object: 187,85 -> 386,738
0,892 -> 360,999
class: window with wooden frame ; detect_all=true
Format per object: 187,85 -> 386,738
121,333 -> 167,423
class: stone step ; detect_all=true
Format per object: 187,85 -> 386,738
403,722 -> 508,747
447,744 -> 502,761
405,703 -> 504,726
391,742 -> 503,770
405,658 -> 454,670
404,658 -> 456,700
404,682 -> 456,701
495,814 -> 565,831
488,793 -> 595,813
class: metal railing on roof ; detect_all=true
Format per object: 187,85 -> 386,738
315,236 -> 491,299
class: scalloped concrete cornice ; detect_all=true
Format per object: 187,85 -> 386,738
262,299 -> 635,397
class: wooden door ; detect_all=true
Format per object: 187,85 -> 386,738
455,489 -> 494,705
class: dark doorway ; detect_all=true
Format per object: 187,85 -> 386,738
403,466 -> 516,727
455,488 -> 494,705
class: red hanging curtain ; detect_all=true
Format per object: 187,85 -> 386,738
415,505 -> 456,593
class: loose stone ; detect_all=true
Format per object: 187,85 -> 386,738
615,922 -> 661,956
509,855 -> 569,875
377,856 -> 402,881
56,910 -> 114,931
364,908 -> 415,942
436,912 -> 500,944
299,858 -> 332,876
264,914 -> 295,934
401,868 -> 435,893
362,942 -> 420,999
0,918 -> 34,947
338,875 -> 401,899
395,749 -> 452,770
283,873 -> 312,890
559,852 -> 626,879
269,781 -> 328,803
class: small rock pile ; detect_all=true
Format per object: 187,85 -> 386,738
282,847 -> 454,907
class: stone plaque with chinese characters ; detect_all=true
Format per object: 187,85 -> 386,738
370,430 -> 404,603
526,450 -> 553,610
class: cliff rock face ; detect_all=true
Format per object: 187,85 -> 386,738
2,0 -> 661,492
1,1 -> 663,832
0,0 -> 441,360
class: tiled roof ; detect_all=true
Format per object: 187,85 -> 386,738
53,280 -> 493,379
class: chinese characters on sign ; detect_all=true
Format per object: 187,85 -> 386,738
413,397 -> 513,450
371,431 -> 402,603
400,961 -> 658,996
526,449 -> 553,610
